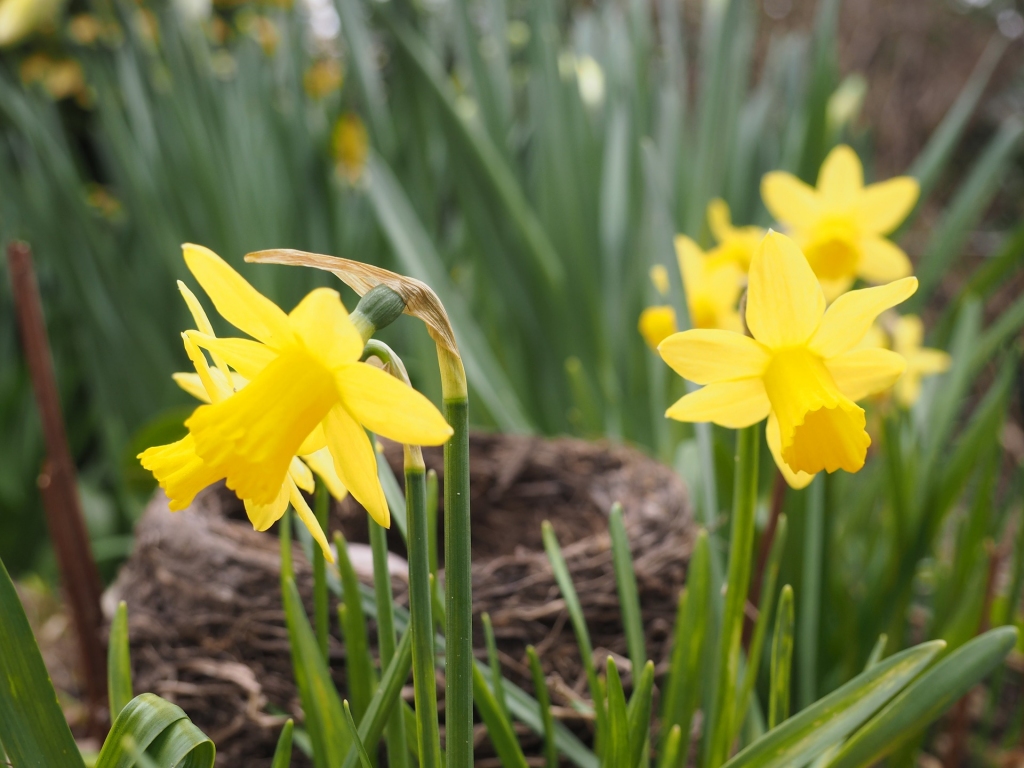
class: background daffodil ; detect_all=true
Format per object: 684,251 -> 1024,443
658,231 -> 917,488
140,281 -> 347,559
639,305 -> 678,349
891,314 -> 951,407
146,244 -> 452,537
760,144 -> 919,300
675,235 -> 743,332
706,198 -> 764,272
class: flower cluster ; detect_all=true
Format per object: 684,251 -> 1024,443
140,245 -> 453,558
651,145 -> 946,488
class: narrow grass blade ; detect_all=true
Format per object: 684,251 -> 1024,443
109,600 -> 134,724
912,117 -> 1024,308
335,532 -> 378,725
606,658 -> 631,768
626,660 -> 655,768
825,627 -> 1017,768
342,701 -> 375,768
658,530 -> 711,767
769,585 -> 795,730
864,636 -> 887,672
610,502 -> 647,671
281,575 -> 351,768
800,477 -> 825,710
473,663 -> 530,768
722,640 -> 945,768
341,628 -> 415,768
314,483 -> 330,661
527,646 -> 557,768
0,555 -> 84,767
333,0 -> 395,155
707,424 -> 761,768
543,520 -> 607,743
734,515 -> 788,739
280,508 -> 294,582
484,613 -> 509,719
271,720 -> 294,768
369,519 -> 409,768
659,726 -> 683,768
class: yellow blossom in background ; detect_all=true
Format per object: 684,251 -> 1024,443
649,264 -> 670,296
0,0 -> 63,47
332,113 -> 369,183
639,306 -> 677,350
676,235 -> 743,332
140,281 -> 348,559
304,57 -> 343,100
142,244 -> 452,537
891,314 -> 951,407
706,198 -> 764,272
68,13 -> 102,46
20,54 -> 87,102
761,144 -> 919,300
659,231 -> 916,488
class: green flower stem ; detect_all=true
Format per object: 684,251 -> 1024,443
799,475 -> 825,710
406,447 -> 443,768
369,519 -> 410,768
438,348 -> 473,768
706,424 -> 760,768
314,480 -> 331,661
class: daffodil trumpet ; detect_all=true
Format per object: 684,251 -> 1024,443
658,230 -> 917,489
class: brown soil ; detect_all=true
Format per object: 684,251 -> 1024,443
107,432 -> 694,766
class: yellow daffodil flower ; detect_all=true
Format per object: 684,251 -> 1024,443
761,145 -> 919,300
891,315 -> 951,407
676,235 -> 743,332
706,198 -> 764,272
659,231 -> 917,489
142,244 -> 452,541
332,113 -> 369,183
639,306 -> 677,350
140,281 -> 349,559
650,264 -> 670,296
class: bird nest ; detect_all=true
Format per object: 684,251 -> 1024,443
106,433 -> 695,766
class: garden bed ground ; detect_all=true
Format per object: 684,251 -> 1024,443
105,432 -> 695,766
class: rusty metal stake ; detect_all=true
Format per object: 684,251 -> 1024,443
7,241 -> 107,732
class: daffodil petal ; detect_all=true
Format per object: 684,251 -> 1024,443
909,348 -> 951,376
707,198 -> 734,243
244,480 -> 291,532
896,374 -> 921,408
817,145 -> 863,208
746,231 -> 825,348
658,329 -> 770,385
289,481 -> 334,562
172,372 -> 212,403
857,237 -> 913,284
297,423 -> 329,456
289,456 -> 315,494
336,363 -> 453,446
810,277 -> 918,358
852,177 -> 919,235
289,287 -> 363,369
323,403 -> 390,528
182,243 -> 294,348
301,447 -> 348,501
665,379 -> 770,428
761,171 -> 821,225
766,413 -> 816,490
892,314 -> 924,351
827,348 -> 907,402
186,332 -> 277,380
182,332 -> 228,402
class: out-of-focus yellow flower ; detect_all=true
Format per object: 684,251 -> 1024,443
891,315 -> 951,407
639,306 -> 677,350
304,57 -> 343,100
650,264 -> 670,297
675,235 -> 743,332
0,0 -> 63,47
68,13 -> 102,45
135,8 -> 159,46
659,231 -> 916,488
706,199 -> 764,272
332,113 -> 369,183
140,245 -> 452,539
86,185 -> 122,219
20,54 -> 87,102
244,13 -> 278,56
761,145 -> 919,300
141,282 -> 348,558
